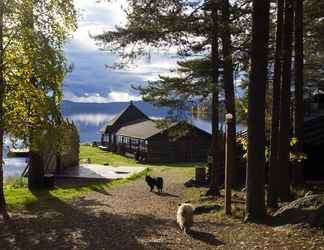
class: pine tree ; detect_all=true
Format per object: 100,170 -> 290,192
245,0 -> 270,221
292,0 -> 304,185
268,0 -> 284,208
207,0 -> 221,196
221,0 -> 237,187
278,0 -> 294,200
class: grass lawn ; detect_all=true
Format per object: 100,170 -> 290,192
80,144 -> 205,170
80,144 -> 139,166
4,145 -> 203,210
4,168 -> 151,210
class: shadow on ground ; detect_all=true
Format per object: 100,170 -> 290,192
154,192 -> 179,198
189,230 -> 224,246
0,188 -> 175,250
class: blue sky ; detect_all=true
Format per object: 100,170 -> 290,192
63,0 -> 178,103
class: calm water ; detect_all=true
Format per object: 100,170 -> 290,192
3,111 -> 245,180
66,112 -> 245,143
3,139 -> 28,181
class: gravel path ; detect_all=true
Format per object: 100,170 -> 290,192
1,168 -> 324,250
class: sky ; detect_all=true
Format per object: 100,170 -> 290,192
63,0 -> 178,103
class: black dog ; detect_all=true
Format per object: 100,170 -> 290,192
145,175 -> 163,193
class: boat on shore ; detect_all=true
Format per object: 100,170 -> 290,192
7,148 -> 29,158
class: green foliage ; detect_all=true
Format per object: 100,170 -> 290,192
94,0 -> 251,117
237,136 -> 307,164
289,137 -> 308,163
235,95 -> 248,123
134,57 -> 215,117
237,136 -> 248,159
2,0 -> 77,147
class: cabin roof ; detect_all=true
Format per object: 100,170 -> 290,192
106,107 -> 127,127
115,119 -> 176,139
100,101 -> 149,133
115,119 -> 212,140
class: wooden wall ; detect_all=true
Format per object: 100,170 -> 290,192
147,127 -> 211,163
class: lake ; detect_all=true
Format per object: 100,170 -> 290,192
3,101 -> 246,180
65,112 -> 217,143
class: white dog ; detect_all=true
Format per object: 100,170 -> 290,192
177,203 -> 194,233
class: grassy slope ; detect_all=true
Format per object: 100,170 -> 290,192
80,145 -> 138,166
80,144 -> 203,169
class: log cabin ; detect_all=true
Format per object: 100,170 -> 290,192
100,102 -> 211,163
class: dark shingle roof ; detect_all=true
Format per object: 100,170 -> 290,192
106,107 -> 127,126
100,102 -> 149,134
115,119 -> 175,139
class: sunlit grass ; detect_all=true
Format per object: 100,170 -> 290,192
80,144 -> 206,172
4,168 -> 151,210
4,145 -> 202,210
80,144 -> 139,166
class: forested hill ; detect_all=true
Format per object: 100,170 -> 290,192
61,100 -> 171,117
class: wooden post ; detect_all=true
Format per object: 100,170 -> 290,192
225,113 -> 233,215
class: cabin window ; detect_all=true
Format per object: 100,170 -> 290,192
103,134 -> 109,143
139,139 -> 148,152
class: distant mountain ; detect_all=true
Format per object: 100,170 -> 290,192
61,100 -> 171,117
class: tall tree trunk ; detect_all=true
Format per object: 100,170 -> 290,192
221,0 -> 237,187
0,0 -> 9,221
26,0 -> 45,189
278,0 -> 294,200
293,0 -> 304,185
268,0 -> 284,208
245,0 -> 270,221
207,1 -> 220,196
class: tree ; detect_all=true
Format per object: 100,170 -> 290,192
268,0 -> 284,208
220,0 -> 236,214
94,0 -> 254,192
277,0 -> 294,200
207,0 -> 221,196
0,0 -> 76,218
221,0 -> 237,188
303,0 -> 324,99
292,0 -> 304,185
245,0 -> 270,221
95,0 -> 224,194
0,0 -> 9,221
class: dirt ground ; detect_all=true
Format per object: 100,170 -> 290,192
1,168 -> 324,250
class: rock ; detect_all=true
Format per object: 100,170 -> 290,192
273,194 -> 324,227
184,178 -> 195,187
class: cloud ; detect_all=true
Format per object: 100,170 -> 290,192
108,91 -> 141,102
66,113 -> 115,126
69,0 -> 127,51
64,91 -> 141,103
63,0 -> 180,103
